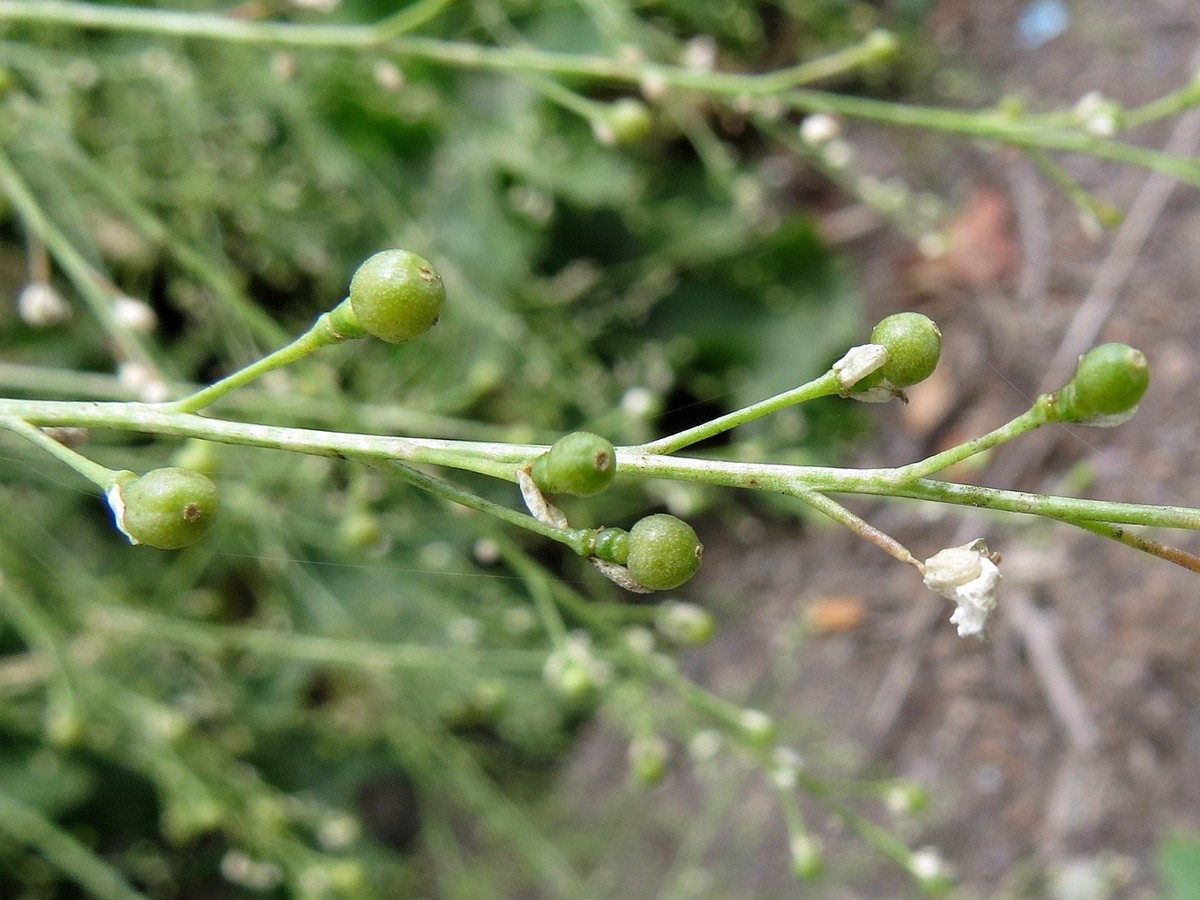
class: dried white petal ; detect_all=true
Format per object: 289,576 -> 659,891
923,539 -> 1001,637
832,343 -> 888,391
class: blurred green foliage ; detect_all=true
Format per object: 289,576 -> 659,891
0,1 -> 918,897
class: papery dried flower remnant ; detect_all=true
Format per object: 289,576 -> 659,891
923,538 -> 1001,637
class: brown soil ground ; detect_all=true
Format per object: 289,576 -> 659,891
559,1 -> 1200,896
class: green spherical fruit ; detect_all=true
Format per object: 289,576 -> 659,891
869,312 -> 942,388
531,431 -> 616,496
605,98 -> 653,146
348,249 -> 446,344
1060,342 -> 1149,420
626,514 -> 703,591
118,467 -> 219,549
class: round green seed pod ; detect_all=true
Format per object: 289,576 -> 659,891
604,98 -> 653,146
591,527 -> 630,565
117,467 -> 219,550
869,312 -> 942,388
1059,342 -> 1149,421
531,431 -> 616,496
626,514 -> 703,591
348,249 -> 446,344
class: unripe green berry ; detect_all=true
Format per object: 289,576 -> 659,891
114,467 -> 219,549
626,514 -> 703,591
867,312 -> 942,389
654,601 -> 716,646
531,431 -> 616,496
347,249 -> 445,344
339,511 -> 383,552
1057,342 -> 1149,421
628,735 -> 670,787
599,98 -> 654,146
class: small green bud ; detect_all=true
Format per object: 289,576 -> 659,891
790,834 -> 823,880
737,708 -> 776,748
654,601 -> 716,646
347,249 -> 446,344
595,98 -> 654,146
590,527 -> 630,564
339,511 -> 383,552
868,312 -> 942,389
111,467 -> 219,550
531,431 -> 616,496
628,735 -> 671,787
1056,342 -> 1149,423
625,514 -> 703,591
885,780 -> 930,817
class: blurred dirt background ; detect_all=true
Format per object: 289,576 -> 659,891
559,1 -> 1200,896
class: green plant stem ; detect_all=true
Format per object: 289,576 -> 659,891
495,539 -> 569,647
869,477 -> 1200,529
170,313 -> 348,413
637,369 -> 842,455
0,789 -> 147,900
5,3 -> 1200,184
0,3 -> 887,90
889,404 -> 1049,483
0,415 -> 123,488
1025,148 -> 1123,227
0,361 -> 520,441
0,146 -> 159,371
522,72 -> 609,123
797,772 -> 928,879
374,0 -> 457,40
788,484 -> 921,568
1060,518 -> 1200,574
1124,74 -> 1200,128
0,573 -> 79,736
774,89 -> 1200,187
383,460 -> 593,554
4,397 -> 1200,533
87,604 -> 545,674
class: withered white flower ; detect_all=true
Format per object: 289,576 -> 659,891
17,282 -> 71,327
923,539 -> 1001,637
832,343 -> 889,399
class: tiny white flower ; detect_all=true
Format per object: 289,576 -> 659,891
543,632 -> 612,698
1074,90 -> 1121,137
908,845 -> 946,882
821,138 -> 854,169
770,746 -> 805,790
789,832 -> 822,878
639,67 -> 668,101
622,625 -> 656,656
317,815 -> 360,850
117,361 -> 170,402
17,282 -> 71,327
113,294 -> 157,333
923,539 -> 1001,637
738,708 -> 775,745
681,35 -> 717,72
687,729 -> 722,762
371,59 -> 404,92
799,113 -> 841,146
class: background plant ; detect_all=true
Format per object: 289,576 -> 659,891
2,2 -> 1200,898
